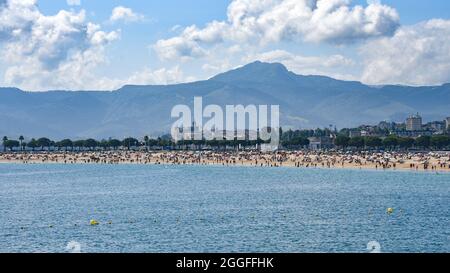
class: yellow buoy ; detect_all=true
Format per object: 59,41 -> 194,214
387,208 -> 394,214
90,219 -> 100,226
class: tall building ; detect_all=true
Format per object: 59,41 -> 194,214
406,113 -> 422,131
446,117 -> 450,130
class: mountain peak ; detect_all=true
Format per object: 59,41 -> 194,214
244,61 -> 288,71
211,61 -> 292,83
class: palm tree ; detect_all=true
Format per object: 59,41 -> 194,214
144,136 -> 149,151
2,136 -> 7,152
19,136 -> 24,151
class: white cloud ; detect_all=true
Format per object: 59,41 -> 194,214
202,61 -> 233,75
125,66 -> 192,86
0,0 -> 122,91
243,49 -> 357,80
87,66 -> 194,90
66,0 -> 80,6
153,0 -> 400,60
110,6 -> 144,23
153,36 -> 207,60
361,19 -> 450,86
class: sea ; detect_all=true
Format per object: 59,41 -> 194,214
0,163 -> 448,253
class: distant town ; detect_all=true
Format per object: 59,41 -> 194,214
1,114 -> 450,152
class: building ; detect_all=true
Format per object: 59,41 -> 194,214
360,130 -> 370,137
308,136 -> 334,150
424,121 -> 445,133
406,113 -> 422,131
349,130 -> 361,138
446,117 -> 450,130
260,143 -> 279,152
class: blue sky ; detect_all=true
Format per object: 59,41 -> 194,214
1,0 -> 450,90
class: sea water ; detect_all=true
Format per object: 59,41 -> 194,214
0,164 -> 448,253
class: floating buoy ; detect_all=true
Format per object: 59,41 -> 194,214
108,221 -> 112,225
387,208 -> 394,215
90,219 -> 100,226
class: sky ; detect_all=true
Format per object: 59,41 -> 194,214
0,0 -> 449,91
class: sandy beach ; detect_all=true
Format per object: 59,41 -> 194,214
1,150 -> 449,172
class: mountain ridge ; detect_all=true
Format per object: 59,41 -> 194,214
0,61 -> 449,139
2,61 -> 449,92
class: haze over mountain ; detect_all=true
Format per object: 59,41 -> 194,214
1,61 -> 449,139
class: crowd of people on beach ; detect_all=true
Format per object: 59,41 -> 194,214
1,150 -> 449,171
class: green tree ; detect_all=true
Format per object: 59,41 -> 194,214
292,136 -> 310,147
84,139 -> 98,151
37,138 -> 52,151
27,139 -> 38,151
365,137 -> 382,149
122,138 -> 139,150
382,136 -> 398,150
348,137 -> 365,149
144,136 -> 149,150
335,135 -> 350,149
19,136 -> 24,151
2,136 -> 7,152
99,139 -> 109,151
283,136 -> 309,149
108,139 -> 122,150
147,139 -> 158,148
73,140 -> 86,151
431,135 -> 450,150
57,139 -> 73,151
4,140 -> 20,151
415,136 -> 431,149
398,138 -> 414,150
21,141 -> 27,151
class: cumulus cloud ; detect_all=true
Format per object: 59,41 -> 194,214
153,0 -> 400,60
125,66 -> 192,85
154,36 -> 208,60
66,0 -> 80,6
361,19 -> 450,86
110,6 -> 144,23
244,49 -> 356,80
0,0 -> 120,90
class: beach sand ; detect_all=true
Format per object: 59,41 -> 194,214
1,150 -> 449,172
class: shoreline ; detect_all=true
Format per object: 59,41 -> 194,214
1,160 -> 450,175
1,150 -> 449,173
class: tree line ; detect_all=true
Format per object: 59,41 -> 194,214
334,135 -> 450,150
1,136 -> 272,152
2,136 -> 167,152
2,133 -> 450,152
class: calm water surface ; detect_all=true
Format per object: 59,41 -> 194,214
0,164 -> 448,253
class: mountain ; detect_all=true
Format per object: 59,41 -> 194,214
0,61 -> 449,139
